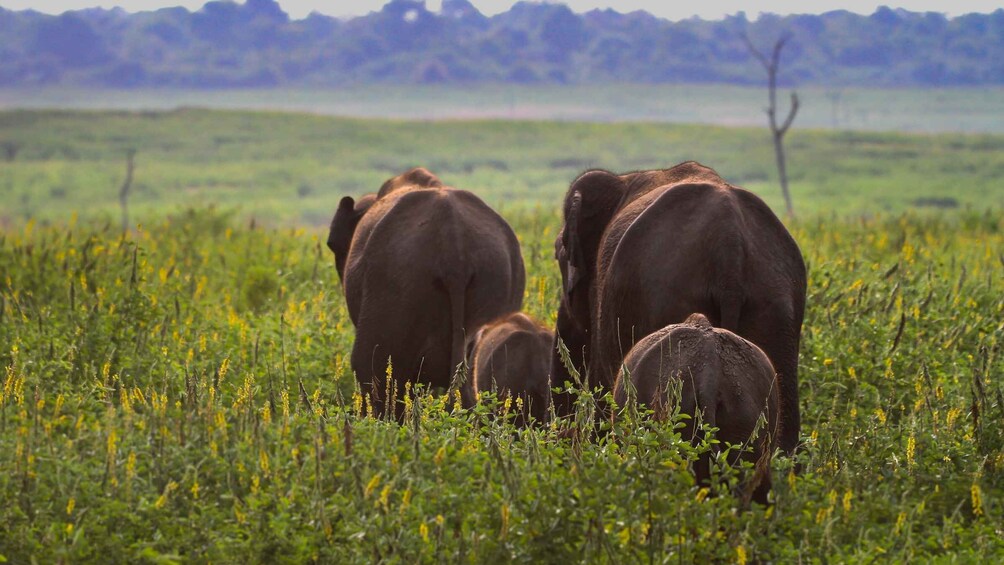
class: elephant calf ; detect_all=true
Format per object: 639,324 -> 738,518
466,312 -> 553,426
613,313 -> 780,505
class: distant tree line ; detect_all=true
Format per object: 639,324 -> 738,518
1,0 -> 1003,88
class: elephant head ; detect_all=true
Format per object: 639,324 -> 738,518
327,193 -> 376,282
556,169 -> 626,317
551,170 -> 626,403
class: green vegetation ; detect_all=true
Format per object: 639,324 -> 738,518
2,109 -> 1004,229
0,110 -> 1001,561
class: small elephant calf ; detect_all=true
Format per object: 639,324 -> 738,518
466,312 -> 553,425
613,313 -> 780,504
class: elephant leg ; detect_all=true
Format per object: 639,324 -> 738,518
739,304 -> 802,455
350,333 -> 389,418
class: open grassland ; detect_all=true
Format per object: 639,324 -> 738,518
0,110 -> 1002,561
2,109 -> 1004,230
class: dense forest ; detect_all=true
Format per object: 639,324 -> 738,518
1,0 -> 1003,88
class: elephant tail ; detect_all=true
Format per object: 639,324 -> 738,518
712,235 -> 745,333
447,277 -> 476,408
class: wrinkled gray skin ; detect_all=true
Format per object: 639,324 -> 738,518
466,312 -> 553,426
552,161 -> 806,453
327,167 -> 526,417
614,313 -> 780,505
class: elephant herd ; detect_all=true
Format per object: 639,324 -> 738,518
328,162 -> 806,503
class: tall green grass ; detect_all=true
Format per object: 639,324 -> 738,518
0,205 -> 1000,562
2,110 -> 1003,228
0,110 -> 1001,560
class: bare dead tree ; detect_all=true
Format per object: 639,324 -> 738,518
826,89 -> 844,128
119,148 -> 137,233
743,33 -> 799,218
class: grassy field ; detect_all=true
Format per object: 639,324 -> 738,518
0,110 -> 1002,561
2,109 -> 1004,229
2,85 -> 1004,134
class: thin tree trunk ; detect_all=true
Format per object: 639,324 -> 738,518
773,132 -> 794,217
743,33 -> 799,218
119,149 -> 136,233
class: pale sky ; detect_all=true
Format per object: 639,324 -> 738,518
2,0 -> 999,20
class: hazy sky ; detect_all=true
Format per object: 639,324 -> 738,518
3,0 -> 999,20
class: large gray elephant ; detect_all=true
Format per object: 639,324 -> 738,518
327,167 -> 526,416
551,161 -> 806,453
614,313 -> 780,504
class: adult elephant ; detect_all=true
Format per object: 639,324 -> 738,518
551,161 -> 806,453
328,167 -> 526,416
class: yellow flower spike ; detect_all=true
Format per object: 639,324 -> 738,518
106,429 -> 118,462
365,474 -> 381,498
259,450 -> 270,474
875,408 -> 887,425
66,498 -> 75,516
695,487 -> 709,502
191,480 -> 200,500
352,391 -> 363,416
971,483 -> 983,517
842,490 -> 853,513
234,502 -> 247,525
125,451 -> 137,482
378,485 -> 392,510
419,522 -> 429,543
815,508 -> 828,525
894,511 -> 907,534
399,488 -> 412,514
736,545 -> 748,565
434,446 -> 446,466
906,435 -> 916,467
154,481 -> 178,509
261,403 -> 272,425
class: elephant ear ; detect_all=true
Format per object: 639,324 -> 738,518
563,170 -> 626,295
327,194 -> 375,282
